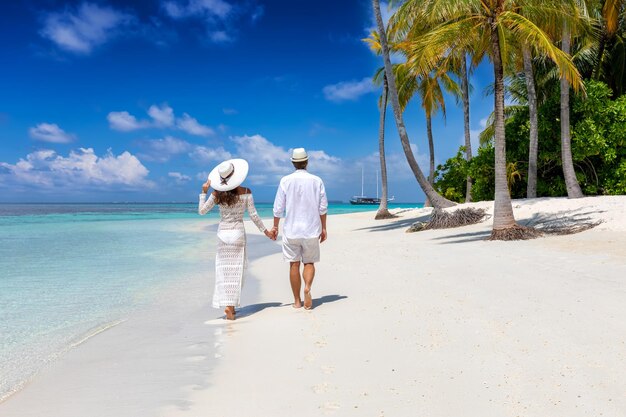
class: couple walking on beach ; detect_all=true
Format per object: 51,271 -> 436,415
198,148 -> 328,320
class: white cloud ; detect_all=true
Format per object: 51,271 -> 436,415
138,136 -> 192,162
232,134 -> 291,175
230,134 -> 343,185
148,104 -> 175,127
161,0 -> 258,43
460,116 -> 489,153
108,105 -> 214,137
209,30 -> 232,43
0,148 -> 151,189
40,3 -> 135,54
176,113 -> 215,136
360,143 -> 430,183
323,77 -> 377,102
196,171 -> 210,181
190,145 -> 232,162
163,0 -> 232,20
28,123 -> 76,143
108,111 -> 150,131
168,171 -> 191,182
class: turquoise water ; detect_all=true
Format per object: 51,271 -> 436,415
0,202 -> 420,401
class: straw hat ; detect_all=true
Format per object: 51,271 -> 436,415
291,148 -> 308,162
208,159 -> 249,191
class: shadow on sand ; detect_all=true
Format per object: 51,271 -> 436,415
308,294 -> 348,310
357,213 -> 432,232
235,302 -> 282,319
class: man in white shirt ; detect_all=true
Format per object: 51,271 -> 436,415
272,148 -> 328,310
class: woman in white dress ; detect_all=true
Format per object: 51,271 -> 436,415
198,159 -> 274,320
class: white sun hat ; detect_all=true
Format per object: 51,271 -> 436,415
208,158 -> 249,191
291,148 -> 308,162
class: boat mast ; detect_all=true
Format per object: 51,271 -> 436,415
361,166 -> 364,197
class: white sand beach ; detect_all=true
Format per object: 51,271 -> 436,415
2,196 -> 625,417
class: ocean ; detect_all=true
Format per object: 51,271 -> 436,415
0,202 -> 420,401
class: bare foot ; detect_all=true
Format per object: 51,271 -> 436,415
304,288 -> 312,310
293,298 -> 303,309
224,307 -> 235,320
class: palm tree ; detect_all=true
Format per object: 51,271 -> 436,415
397,0 -> 583,239
460,54 -> 474,202
386,62 -> 460,206
372,0 -> 455,209
561,24 -> 585,198
388,5 -> 478,203
364,33 -> 395,219
375,72 -> 394,219
419,73 -> 459,189
522,45 -> 540,198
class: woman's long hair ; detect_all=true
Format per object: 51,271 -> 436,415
215,189 -> 240,206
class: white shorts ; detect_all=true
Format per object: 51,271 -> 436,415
282,237 -> 320,263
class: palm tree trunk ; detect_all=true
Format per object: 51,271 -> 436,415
372,0 -> 455,209
376,74 -> 393,219
560,26 -> 584,198
461,54 -> 473,202
427,114 -> 435,185
523,45 -> 539,199
490,23 -> 518,234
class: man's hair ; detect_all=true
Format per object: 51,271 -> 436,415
292,160 -> 308,170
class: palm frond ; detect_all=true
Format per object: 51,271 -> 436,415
500,11 -> 585,92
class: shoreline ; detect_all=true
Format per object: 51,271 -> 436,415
2,196 -> 626,416
0,216 -> 271,413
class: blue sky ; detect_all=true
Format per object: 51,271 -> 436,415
0,0 -> 496,203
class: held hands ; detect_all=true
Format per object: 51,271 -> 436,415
265,228 -> 278,241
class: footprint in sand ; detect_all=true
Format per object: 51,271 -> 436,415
304,353 -> 318,362
186,342 -> 208,350
321,365 -> 335,374
320,402 -> 341,414
185,355 -> 207,362
312,382 -> 330,394
315,340 -> 327,348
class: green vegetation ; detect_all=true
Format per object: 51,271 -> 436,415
435,80 -> 626,202
369,0 -> 625,238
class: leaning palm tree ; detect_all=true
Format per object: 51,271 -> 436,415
372,0 -> 456,209
388,4 -> 478,203
397,0 -> 583,239
385,61 -> 460,199
392,63 -> 460,207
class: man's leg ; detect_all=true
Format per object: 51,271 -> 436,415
303,263 -> 315,309
290,261 -> 302,308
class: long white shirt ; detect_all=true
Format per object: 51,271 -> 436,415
273,169 -> 328,239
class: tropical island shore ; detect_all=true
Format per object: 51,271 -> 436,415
2,196 -> 625,417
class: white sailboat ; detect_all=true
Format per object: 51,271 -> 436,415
350,168 -> 394,205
